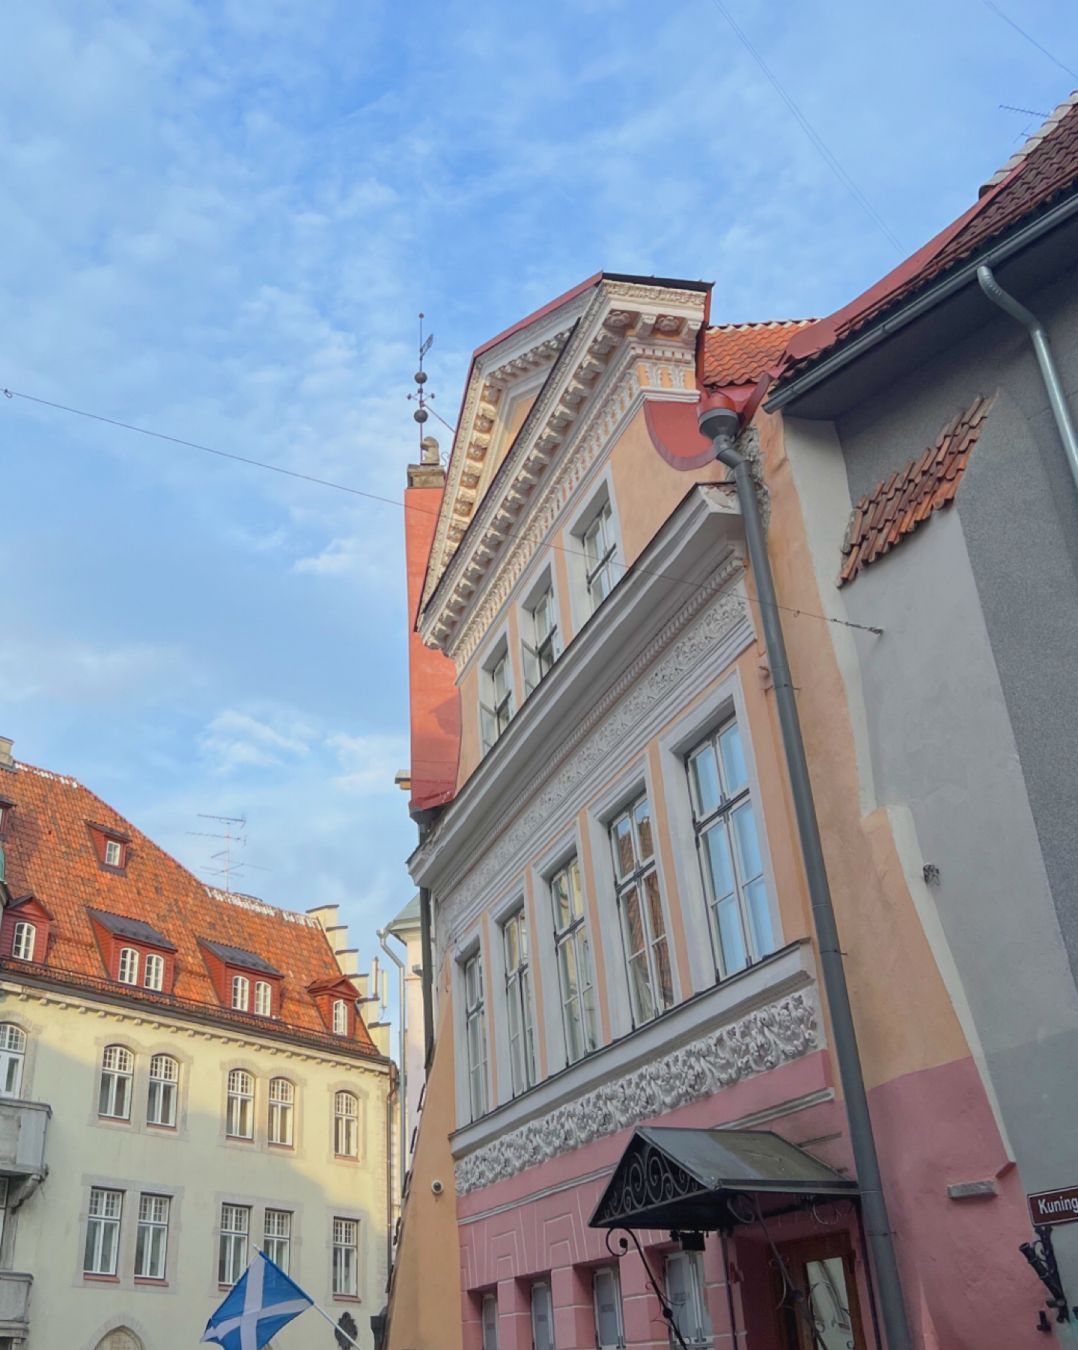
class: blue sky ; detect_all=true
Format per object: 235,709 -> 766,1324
2,0 -> 1075,966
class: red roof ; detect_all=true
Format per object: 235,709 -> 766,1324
781,94 -> 1078,381
839,395 -> 993,585
700,320 -> 812,388
0,760 -> 379,1057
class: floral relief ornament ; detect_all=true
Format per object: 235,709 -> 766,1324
454,991 -> 818,1194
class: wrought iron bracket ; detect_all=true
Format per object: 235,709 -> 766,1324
1019,1225 -> 1077,1331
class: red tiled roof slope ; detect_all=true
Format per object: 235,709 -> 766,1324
0,761 -> 378,1055
783,96 -> 1078,379
839,395 -> 993,586
701,320 -> 812,387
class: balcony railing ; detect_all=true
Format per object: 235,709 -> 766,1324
0,1098 -> 50,1178
0,1271 -> 32,1335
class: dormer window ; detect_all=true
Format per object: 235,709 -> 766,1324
254,980 -> 272,1017
480,638 -> 514,753
231,975 -> 250,1012
144,953 -> 165,991
11,922 -> 35,962
332,999 -> 348,1036
307,975 -> 361,1039
200,939 -> 282,1018
118,947 -> 139,985
88,823 -> 131,872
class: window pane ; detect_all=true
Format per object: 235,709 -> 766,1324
714,894 -> 748,976
744,877 -> 774,959
627,952 -> 655,1024
702,824 -> 736,904
718,721 -> 749,795
731,801 -> 763,881
612,815 -> 635,878
644,870 -> 666,941
622,888 -> 646,958
633,797 -> 654,860
689,745 -> 721,817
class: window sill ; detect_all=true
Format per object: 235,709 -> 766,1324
146,1121 -> 177,1132
225,1135 -> 254,1143
268,1141 -> 295,1150
333,1154 -> 360,1163
134,1277 -> 168,1286
332,1294 -> 362,1303
83,1273 -> 120,1283
97,1115 -> 132,1124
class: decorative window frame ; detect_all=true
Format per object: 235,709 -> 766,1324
657,671 -> 782,999
518,564 -> 563,698
566,471 -> 624,635
454,936 -> 490,1128
478,626 -> 516,755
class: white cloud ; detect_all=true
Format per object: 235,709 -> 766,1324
200,709 -> 313,774
326,731 -> 408,795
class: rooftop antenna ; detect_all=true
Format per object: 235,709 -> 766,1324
187,813 -> 258,894
406,313 -> 445,463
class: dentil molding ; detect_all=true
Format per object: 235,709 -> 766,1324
453,989 -> 819,1194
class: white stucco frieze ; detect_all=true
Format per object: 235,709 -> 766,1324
453,989 -> 818,1194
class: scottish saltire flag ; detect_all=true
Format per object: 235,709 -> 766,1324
202,1250 -> 312,1349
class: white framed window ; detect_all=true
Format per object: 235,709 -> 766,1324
332,998 -> 348,1035
135,1193 -> 170,1279
268,1077 -> 294,1146
84,1187 -> 123,1275
480,639 -> 515,752
332,1217 -> 359,1296
687,719 -> 775,977
0,1024 -> 26,1097
531,1281 -> 555,1350
104,839 -> 123,867
11,921 -> 35,962
99,1044 -> 134,1119
263,1208 -> 292,1273
463,951 -> 488,1120
147,1054 -> 178,1127
610,793 -> 673,1026
254,980 -> 272,1017
579,495 -> 618,613
219,1203 -> 250,1286
226,1069 -> 254,1139
118,947 -> 139,985
593,1267 -> 625,1350
550,857 -> 599,1063
665,1251 -> 712,1348
502,909 -> 536,1096
522,577 -> 560,694
482,1292 -> 499,1350
231,975 -> 250,1012
334,1090 -> 359,1157
143,953 -> 164,991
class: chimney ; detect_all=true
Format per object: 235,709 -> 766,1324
407,437 -> 445,489
0,738 -> 13,771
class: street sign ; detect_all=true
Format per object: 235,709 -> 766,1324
1028,1185 -> 1078,1228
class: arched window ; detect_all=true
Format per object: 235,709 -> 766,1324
226,1069 -> 254,1139
144,953 -> 165,991
332,998 -> 349,1036
118,947 -> 139,985
268,1078 -> 294,1147
0,1024 -> 26,1097
231,975 -> 250,1012
334,1090 -> 359,1157
254,980 -> 272,1017
11,921 -> 35,962
147,1054 -> 178,1127
99,1045 -> 133,1120
94,1330 -> 143,1350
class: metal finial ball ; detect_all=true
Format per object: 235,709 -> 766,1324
414,370 -> 428,385
413,408 -> 429,424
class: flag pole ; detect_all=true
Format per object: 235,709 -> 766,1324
309,1298 -> 361,1347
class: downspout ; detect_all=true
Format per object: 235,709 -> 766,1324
378,926 -> 408,1203
697,400 -> 911,1350
977,264 -> 1078,493
418,886 -> 435,1071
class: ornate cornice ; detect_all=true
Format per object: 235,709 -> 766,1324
454,990 -> 819,1194
419,280 -> 708,655
412,557 -> 748,914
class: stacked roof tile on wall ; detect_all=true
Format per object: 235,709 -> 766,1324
839,395 -> 994,586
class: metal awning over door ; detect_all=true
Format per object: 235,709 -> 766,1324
590,1126 -> 858,1232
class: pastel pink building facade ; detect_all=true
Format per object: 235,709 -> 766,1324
392,274 -> 1046,1350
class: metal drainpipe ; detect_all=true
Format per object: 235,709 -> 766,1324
378,926 -> 408,1202
977,263 -> 1078,494
698,405 -> 911,1350
418,885 -> 435,1070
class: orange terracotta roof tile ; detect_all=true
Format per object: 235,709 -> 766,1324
700,320 -> 813,388
839,395 -> 993,586
0,759 -> 380,1057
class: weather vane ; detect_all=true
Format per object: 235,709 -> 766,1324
407,313 -> 438,456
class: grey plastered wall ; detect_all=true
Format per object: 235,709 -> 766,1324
784,263 -> 1078,1228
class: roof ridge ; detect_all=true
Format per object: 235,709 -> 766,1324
981,91 -> 1078,195
708,318 -> 813,332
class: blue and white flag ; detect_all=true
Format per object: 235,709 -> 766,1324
202,1250 -> 313,1349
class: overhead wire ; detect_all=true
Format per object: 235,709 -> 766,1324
703,0 -> 905,254
979,0 -> 1078,82
1,383 -> 883,637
